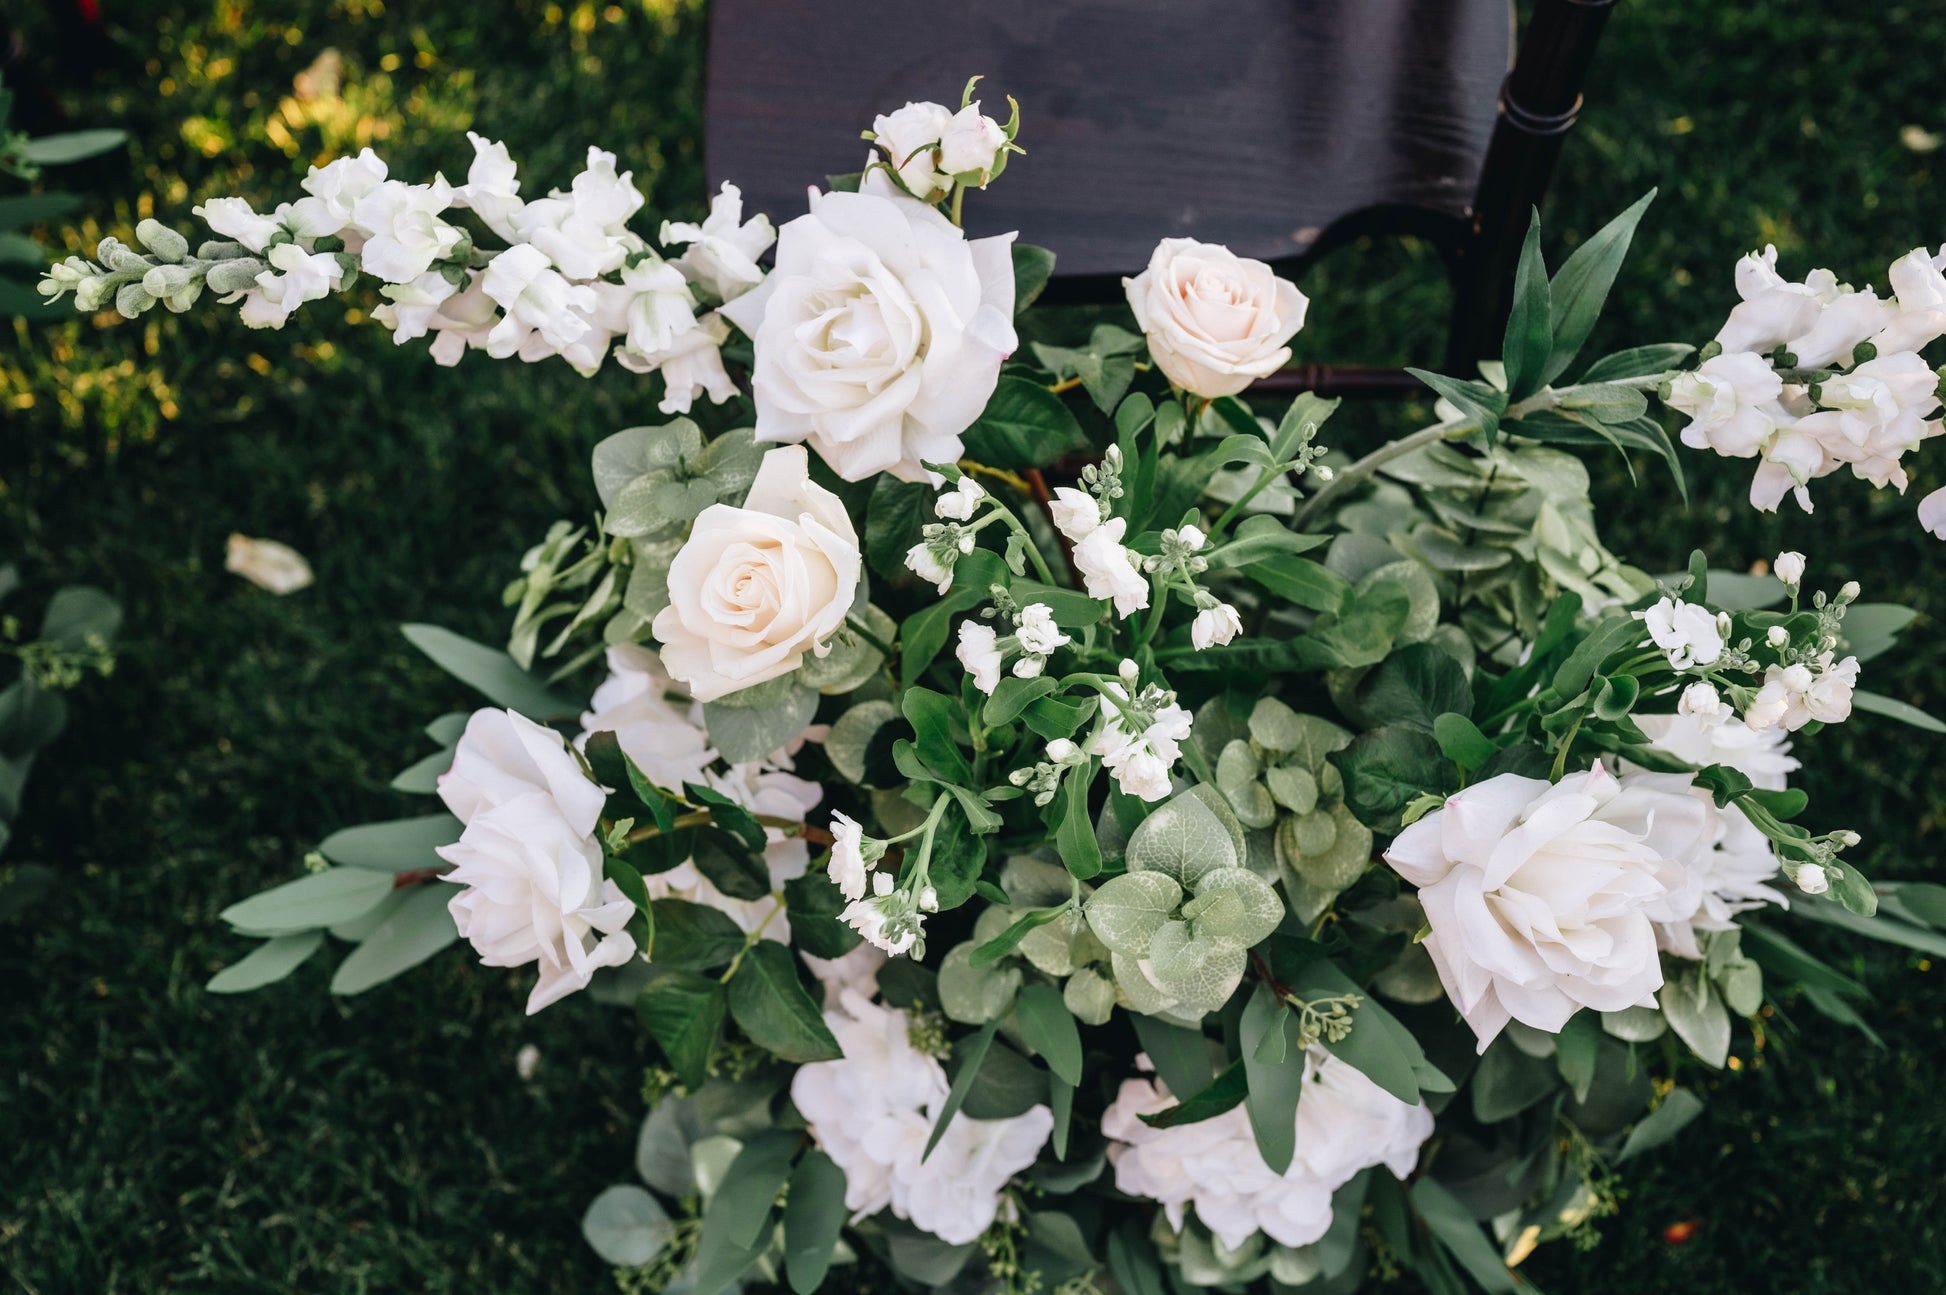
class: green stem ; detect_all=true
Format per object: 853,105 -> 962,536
1550,713 -> 1586,780
989,504 -> 1060,585
845,613 -> 895,659
718,896 -> 784,982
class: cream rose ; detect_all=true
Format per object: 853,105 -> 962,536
651,445 -> 861,701
1124,238 -> 1308,397
719,177 -> 1017,482
1383,763 -> 1673,1051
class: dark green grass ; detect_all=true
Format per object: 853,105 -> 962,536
2,1 -> 1943,1291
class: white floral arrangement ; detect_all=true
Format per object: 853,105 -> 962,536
46,79 -> 1946,1295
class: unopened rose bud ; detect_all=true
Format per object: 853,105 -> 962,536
938,102 -> 1008,184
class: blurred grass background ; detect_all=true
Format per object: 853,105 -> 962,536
2,1 -> 1943,1291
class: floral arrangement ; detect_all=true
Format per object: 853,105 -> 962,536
43,79 -> 1946,1295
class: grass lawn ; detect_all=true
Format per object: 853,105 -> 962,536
2,1 -> 1943,1291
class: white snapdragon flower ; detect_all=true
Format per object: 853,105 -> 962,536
934,475 -> 987,521
482,243 -> 598,357
791,992 -> 1052,1245
661,182 -> 775,305
1192,602 -> 1244,649
938,101 -> 1008,184
1073,517 -> 1150,617
1635,597 -> 1727,670
1665,351 -> 1786,458
371,271 -> 461,343
956,620 -> 1004,695
1102,1049 -> 1432,1252
1920,486 -> 1946,540
612,253 -> 699,356
452,132 -> 524,242
512,147 -> 646,280
871,100 -> 954,201
1874,245 -> 1946,354
237,242 -> 346,329
1787,287 -> 1896,369
1774,550 -> 1807,589
1713,245 -> 1825,354
297,148 -> 389,237
634,313 -> 740,415
412,276 -> 502,366
718,176 -> 1017,483
1048,487 -> 1103,538
1384,763 -> 1672,1050
1015,603 -> 1070,655
193,196 -> 285,253
352,178 -> 464,283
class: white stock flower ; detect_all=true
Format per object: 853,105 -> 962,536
1745,653 -> 1860,732
1091,683 -> 1191,803
452,132 -> 524,242
956,620 -> 1004,695
439,794 -> 636,1013
1774,550 -> 1807,588
661,182 -> 775,304
1048,487 -> 1102,539
871,101 -> 954,201
1786,860 -> 1830,895
193,197 -> 284,253
938,102 -> 1007,184
481,243 -> 599,357
1124,238 -> 1308,398
352,178 -> 464,283
904,540 -> 956,593
1638,700 -> 1802,792
513,147 -> 646,280
652,446 -> 862,701
843,873 -> 923,956
791,992 -> 1052,1245
1015,603 -> 1070,655
1627,771 -> 1787,959
1101,1049 -> 1432,1251
1635,597 -> 1725,669
1383,762 -> 1672,1051
238,242 -> 345,329
439,707 -> 607,832
1666,352 -> 1786,458
1921,486 -> 1946,540
1191,603 -> 1244,649
719,179 -> 1017,483
1072,517 -> 1150,617
934,475 -> 986,521
829,812 -> 870,901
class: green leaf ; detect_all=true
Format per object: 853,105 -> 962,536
582,1184 -> 674,1268
689,827 -> 771,902
784,1150 -> 848,1295
1056,762 -> 1104,880
925,1017 -> 1000,1159
1839,604 -> 1919,663
726,941 -> 842,1062
1412,1178 -> 1519,1293
1242,554 -> 1352,612
1012,243 -> 1056,314
1085,871 -> 1183,955
1578,342 -> 1694,384
1432,713 -> 1497,771
1123,791 -> 1237,888
1851,688 -> 1946,733
1406,368 -> 1509,445
714,1130 -> 800,1249
1014,982 -> 1084,1086
18,129 -> 128,165
1555,1011 -> 1601,1104
1618,1087 -> 1705,1161
783,873 -> 862,959
401,623 -> 578,718
1129,1014 -> 1213,1103
1137,1057 -> 1248,1127
206,930 -> 325,994
971,906 -> 1068,966
317,813 -> 462,872
647,899 -> 747,971
329,884 -> 461,995
702,685 -> 820,764
938,941 -> 1022,1024
219,868 -> 396,932
1501,208 -> 1553,404
0,193 -> 83,227
637,971 -> 726,1088
1359,643 -> 1471,732
1791,896 -> 1946,958
865,477 -> 937,583
1541,189 -> 1656,386
962,375 -> 1089,469
1470,1034 -> 1561,1121
987,676 -> 1055,726
1240,984 -> 1303,1173
1331,725 -> 1450,835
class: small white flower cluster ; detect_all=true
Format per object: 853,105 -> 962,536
1091,659 -> 1194,802
906,475 -> 991,592
1052,449 -> 1150,617
1667,243 -> 1946,534
840,870 -> 936,957
790,992 -> 1053,1246
1007,735 -> 1090,806
1101,1049 -> 1432,1252
956,600 -> 1072,695
1634,596 -> 1731,671
1141,522 -> 1244,650
869,97 -> 1017,203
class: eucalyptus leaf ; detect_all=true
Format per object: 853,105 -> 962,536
329,884 -> 460,995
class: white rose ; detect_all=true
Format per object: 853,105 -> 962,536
1191,602 -> 1244,649
956,620 -> 1003,695
1635,597 -> 1725,669
1384,762 -> 1672,1050
352,178 -> 464,283
1920,486 -> 1946,540
651,445 -> 861,701
1124,238 -> 1308,397
1072,517 -> 1150,616
1666,352 -> 1785,458
576,644 -> 717,791
719,180 -> 1018,483
938,102 -> 1007,184
870,100 -> 953,201
439,707 -> 607,833
438,793 -> 636,1013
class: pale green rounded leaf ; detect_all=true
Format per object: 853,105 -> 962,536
1282,803 -> 1372,891
1264,764 -> 1319,815
582,1183 -> 674,1267
1110,949 -> 1181,1018
1215,740 -> 1260,794
1192,867 -> 1285,950
1125,792 -> 1237,888
1084,871 -> 1183,956
1063,966 -> 1118,1025
1147,922 -> 1247,1013
826,700 -> 897,786
938,942 -> 1022,1024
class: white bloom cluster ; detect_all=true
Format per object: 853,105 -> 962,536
869,98 -> 1015,202
1668,244 -> 1946,534
956,601 -> 1073,695
1090,664 -> 1194,802
1634,596 -> 1728,670
1051,457 -> 1150,617
1101,1050 -> 1432,1252
435,708 -> 636,1013
790,991 -> 1052,1245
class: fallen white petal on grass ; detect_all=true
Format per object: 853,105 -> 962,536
225,534 -> 315,594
